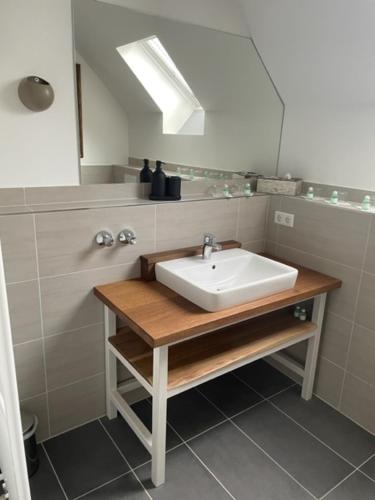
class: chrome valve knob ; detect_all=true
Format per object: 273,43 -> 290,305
95,231 -> 114,247
118,229 -> 136,245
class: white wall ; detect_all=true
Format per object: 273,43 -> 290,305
0,0 -> 79,187
76,54 -> 129,166
99,0 -> 248,36
240,0 -> 375,190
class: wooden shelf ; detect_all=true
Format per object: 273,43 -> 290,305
95,254 -> 341,347
109,310 -> 316,392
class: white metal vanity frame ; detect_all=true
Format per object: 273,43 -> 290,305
102,292 -> 327,487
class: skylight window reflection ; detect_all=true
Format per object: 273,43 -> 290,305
117,36 -> 205,135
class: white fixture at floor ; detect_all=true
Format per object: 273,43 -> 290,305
155,248 -> 298,311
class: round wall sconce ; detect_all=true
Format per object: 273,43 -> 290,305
18,76 -> 54,112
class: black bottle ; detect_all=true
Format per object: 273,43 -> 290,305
151,160 -> 166,197
139,158 -> 153,183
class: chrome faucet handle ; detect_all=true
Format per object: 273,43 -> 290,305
203,233 -> 216,245
95,230 -> 114,247
118,229 -> 136,245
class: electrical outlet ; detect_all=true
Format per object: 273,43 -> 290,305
274,210 -> 295,227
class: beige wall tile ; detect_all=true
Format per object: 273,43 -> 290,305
7,280 -> 42,345
275,245 -> 361,321
363,216 -> 375,275
320,312 -> 352,368
277,197 -> 370,268
242,240 -> 265,253
347,324 -> 375,386
285,340 -> 308,364
237,196 -> 269,243
40,262 -> 139,336
35,205 -> 155,277
21,394 -> 49,442
265,240 -> 277,255
48,374 -> 105,436
355,272 -> 375,332
0,214 -> 37,283
45,324 -> 104,390
341,374 -> 375,435
0,188 -> 25,206
314,357 -> 345,407
0,206 -> 31,215
155,198 -> 238,251
14,340 -> 46,400
25,183 -> 143,205
265,195 -> 282,243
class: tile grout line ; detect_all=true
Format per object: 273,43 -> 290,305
164,420 -> 237,500
47,371 -> 105,395
319,452 -> 375,499
71,471 -> 133,500
267,399 -> 357,468
98,418 -> 152,500
32,214 -> 52,438
12,320 -> 104,348
194,385 -> 317,499
235,197 -> 240,241
232,372 -> 363,469
230,420 -> 318,500
41,443 -> 69,500
142,396 -> 237,499
38,259 -> 140,281
41,414 -> 107,444
338,214 -> 373,409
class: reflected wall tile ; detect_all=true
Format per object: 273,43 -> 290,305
25,183 -> 143,205
0,188 -> 25,206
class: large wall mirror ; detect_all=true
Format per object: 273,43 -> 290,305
72,0 -> 284,185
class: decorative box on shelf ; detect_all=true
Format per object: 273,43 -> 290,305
256,176 -> 303,196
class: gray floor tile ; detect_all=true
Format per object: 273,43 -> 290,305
233,359 -> 294,397
44,420 -> 128,499
101,400 -> 181,468
167,388 -> 225,440
271,385 -> 375,466
324,471 -> 375,500
137,444 -> 232,500
189,420 -> 313,500
29,446 -> 65,500
79,471 -> 149,499
233,401 -> 353,498
361,456 -> 375,480
198,373 -> 263,417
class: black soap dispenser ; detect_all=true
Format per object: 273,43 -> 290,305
150,160 -> 166,198
139,158 -> 153,183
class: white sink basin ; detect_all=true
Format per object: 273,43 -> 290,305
155,248 -> 298,312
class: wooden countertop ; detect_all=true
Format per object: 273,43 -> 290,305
94,254 -> 341,348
